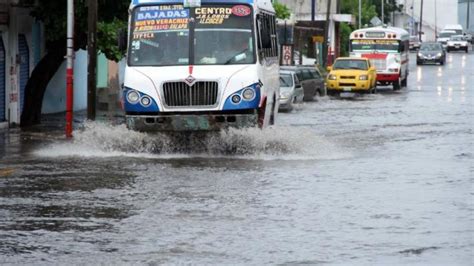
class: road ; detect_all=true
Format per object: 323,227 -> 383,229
0,52 -> 472,264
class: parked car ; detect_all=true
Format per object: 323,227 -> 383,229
417,42 -> 446,65
464,32 -> 474,43
280,65 -> 326,101
278,70 -> 304,112
446,35 -> 469,53
326,57 -> 377,95
409,36 -> 421,50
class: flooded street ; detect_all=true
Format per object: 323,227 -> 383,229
0,53 -> 472,264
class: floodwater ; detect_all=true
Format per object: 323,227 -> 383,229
0,52 -> 472,264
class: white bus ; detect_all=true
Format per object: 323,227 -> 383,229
122,0 -> 279,131
350,26 -> 410,90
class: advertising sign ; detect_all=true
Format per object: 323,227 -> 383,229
281,44 -> 293,66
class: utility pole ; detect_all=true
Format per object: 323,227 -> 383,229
381,0 -> 384,24
359,0 -> 361,29
66,0 -> 74,138
419,0 -> 423,42
467,0 -> 471,32
323,0 -> 331,66
435,0 -> 437,37
311,0 -> 315,21
87,0 -> 97,120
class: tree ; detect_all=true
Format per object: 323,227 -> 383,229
338,0 -> 378,56
273,1 -> 291,20
21,0 -> 129,127
370,0 -> 403,24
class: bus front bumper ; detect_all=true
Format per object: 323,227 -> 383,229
377,73 -> 399,82
126,113 -> 258,132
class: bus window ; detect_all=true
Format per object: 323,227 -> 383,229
129,4 -> 190,66
128,4 -> 255,66
194,4 -> 255,65
351,39 -> 400,52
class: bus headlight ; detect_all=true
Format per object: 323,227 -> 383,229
359,75 -> 368,80
242,88 -> 256,101
328,74 -> 337,80
127,90 -> 140,104
231,94 -> 241,104
140,96 -> 152,107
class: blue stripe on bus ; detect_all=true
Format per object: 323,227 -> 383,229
223,83 -> 260,111
133,0 -> 253,5
123,88 -> 160,113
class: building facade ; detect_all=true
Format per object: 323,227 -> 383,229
458,0 -> 473,34
0,0 -> 43,128
277,0 -> 354,64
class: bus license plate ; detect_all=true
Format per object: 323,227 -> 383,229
343,87 -> 352,92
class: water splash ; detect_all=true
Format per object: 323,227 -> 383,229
33,122 -> 349,160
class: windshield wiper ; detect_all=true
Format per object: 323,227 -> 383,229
224,48 -> 249,65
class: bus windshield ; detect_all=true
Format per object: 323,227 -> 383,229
129,4 -> 255,66
439,32 -> 455,38
351,39 -> 400,52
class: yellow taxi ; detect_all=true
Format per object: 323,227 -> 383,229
326,57 -> 377,95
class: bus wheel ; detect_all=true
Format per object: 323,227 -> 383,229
393,74 -> 402,91
258,106 -> 265,128
269,98 -> 276,126
393,80 -> 401,91
401,76 -> 407,87
257,99 -> 267,129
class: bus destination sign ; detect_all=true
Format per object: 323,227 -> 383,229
365,32 -> 386,38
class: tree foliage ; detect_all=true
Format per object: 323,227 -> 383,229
273,1 -> 291,20
370,0 -> 404,24
31,0 -> 129,61
341,0 -> 377,28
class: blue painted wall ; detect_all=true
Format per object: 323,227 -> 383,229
41,50 -> 88,114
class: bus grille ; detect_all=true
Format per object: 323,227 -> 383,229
163,81 -> 218,107
370,59 -> 386,71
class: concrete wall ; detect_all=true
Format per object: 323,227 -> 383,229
458,0 -> 474,32
0,3 -> 40,126
41,50 -> 88,114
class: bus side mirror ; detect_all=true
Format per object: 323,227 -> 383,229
118,28 -> 128,53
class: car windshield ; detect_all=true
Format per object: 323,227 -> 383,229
129,4 -> 255,66
280,74 -> 293,87
410,36 -> 419,42
332,60 -> 368,70
420,43 -> 441,51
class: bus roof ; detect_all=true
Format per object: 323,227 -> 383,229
130,0 -> 275,12
351,26 -> 409,40
443,24 -> 463,30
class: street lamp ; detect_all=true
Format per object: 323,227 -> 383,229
381,0 -> 384,24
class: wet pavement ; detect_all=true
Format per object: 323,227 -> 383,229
0,52 -> 473,264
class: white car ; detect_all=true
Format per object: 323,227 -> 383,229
437,30 -> 457,48
278,70 -> 304,112
447,35 -> 469,53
